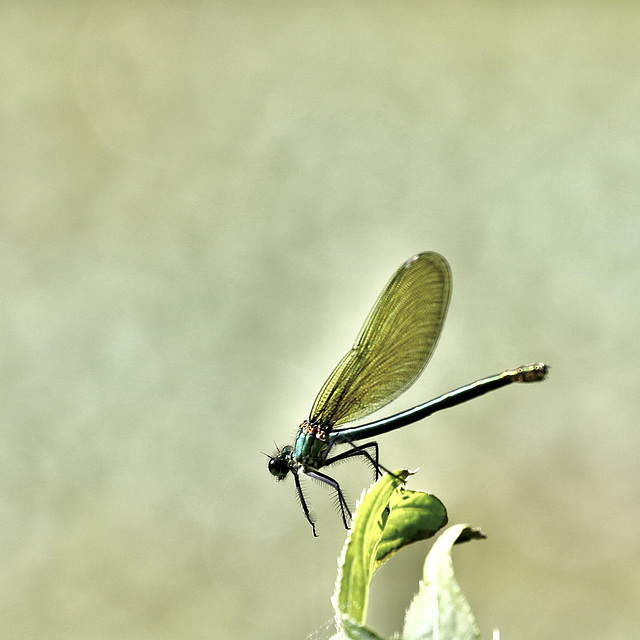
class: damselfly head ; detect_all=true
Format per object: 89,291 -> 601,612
268,445 -> 292,480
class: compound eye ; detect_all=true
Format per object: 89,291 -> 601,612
268,455 -> 289,479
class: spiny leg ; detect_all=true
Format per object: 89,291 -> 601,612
327,433 -> 402,479
326,436 -> 406,486
293,470 -> 317,537
324,441 -> 382,480
305,469 -> 352,530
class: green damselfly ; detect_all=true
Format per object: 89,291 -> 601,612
268,252 -> 547,536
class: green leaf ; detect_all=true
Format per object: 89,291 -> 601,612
339,616 -> 388,640
375,488 -> 448,570
333,471 -> 410,627
402,524 -> 488,640
332,471 -> 448,640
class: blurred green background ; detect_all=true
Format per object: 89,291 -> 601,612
2,3 -> 639,639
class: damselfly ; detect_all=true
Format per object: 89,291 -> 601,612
268,252 -> 547,536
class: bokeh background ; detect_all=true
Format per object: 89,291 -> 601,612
2,3 -> 638,639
